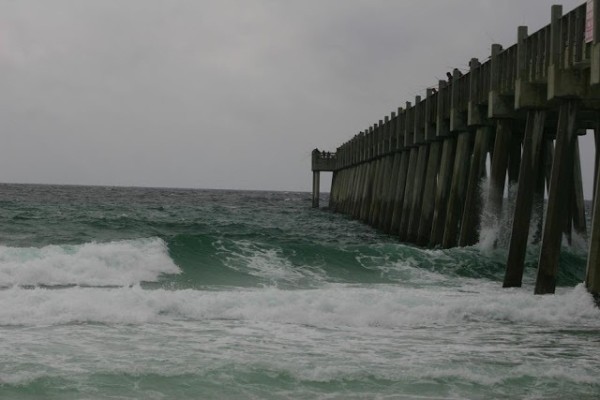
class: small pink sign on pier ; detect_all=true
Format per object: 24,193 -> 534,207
586,0 -> 594,43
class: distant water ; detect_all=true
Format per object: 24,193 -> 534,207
0,183 -> 598,399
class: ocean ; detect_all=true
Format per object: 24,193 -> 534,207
0,183 -> 598,399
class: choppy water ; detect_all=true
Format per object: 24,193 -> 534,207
0,183 -> 598,399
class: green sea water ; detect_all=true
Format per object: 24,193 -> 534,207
0,183 -> 598,399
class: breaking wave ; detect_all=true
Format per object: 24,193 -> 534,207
0,238 -> 179,287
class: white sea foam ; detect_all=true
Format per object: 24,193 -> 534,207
1,285 -> 599,398
0,283 -> 597,327
216,239 -> 326,285
477,178 -> 520,252
0,238 -> 180,287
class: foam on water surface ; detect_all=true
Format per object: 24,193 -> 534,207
0,185 -> 596,399
1,284 -> 599,399
0,283 -> 597,327
0,237 -> 180,287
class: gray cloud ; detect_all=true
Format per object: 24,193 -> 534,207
0,0 -> 593,195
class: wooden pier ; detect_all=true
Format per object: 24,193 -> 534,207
312,1 -> 600,299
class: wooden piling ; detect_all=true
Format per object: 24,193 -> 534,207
368,156 -> 383,224
407,144 -> 430,242
312,171 -> 320,208
430,137 -> 457,246
488,120 -> 512,219
389,151 -> 410,234
503,111 -> 546,288
535,101 -> 579,295
571,139 -> 587,238
531,138 -> 553,244
381,152 -> 401,232
586,124 -> 600,300
353,162 -> 368,218
398,147 -> 419,240
595,122 -> 600,204
417,140 -> 443,246
442,131 -> 474,248
507,133 -> 523,195
459,126 -> 491,246
359,160 -> 374,222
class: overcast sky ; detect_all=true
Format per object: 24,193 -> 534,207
0,0 -> 594,195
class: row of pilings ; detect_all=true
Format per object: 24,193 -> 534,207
315,2 -> 600,298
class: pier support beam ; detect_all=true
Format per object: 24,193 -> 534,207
352,164 -> 367,218
399,147 -> 419,240
531,138 -> 553,244
535,101 -> 579,295
359,163 -> 375,221
488,120 -> 512,220
430,137 -> 457,246
442,131 -> 474,248
571,139 -> 587,239
595,124 -> 600,205
587,123 -> 600,301
312,171 -> 320,208
459,126 -> 492,246
417,140 -> 443,246
368,158 -> 384,224
389,151 -> 410,234
381,153 -> 401,232
407,144 -> 430,242
329,170 -> 339,210
587,174 -> 600,301
508,132 -> 523,195
503,111 -> 546,288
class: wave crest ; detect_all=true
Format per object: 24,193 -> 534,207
0,238 -> 180,287
0,283 -> 598,327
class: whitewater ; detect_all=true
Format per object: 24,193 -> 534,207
0,183 -> 598,399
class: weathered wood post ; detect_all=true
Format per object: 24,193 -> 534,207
488,120 -> 512,221
399,101 -> 418,240
368,121 -> 384,225
389,108 -> 410,234
359,127 -> 375,221
459,58 -> 492,246
531,138 -> 553,244
442,131 -> 473,248
587,119 -> 600,301
442,69 -> 472,248
503,112 -> 546,287
571,138 -> 587,240
312,171 -> 320,208
417,87 -> 443,246
380,112 -> 400,231
430,79 -> 455,247
459,126 -> 491,246
535,102 -> 579,294
585,0 -> 600,305
352,132 -> 367,218
407,96 -> 430,242
311,149 -> 321,208
374,118 -> 393,228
